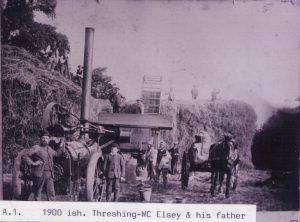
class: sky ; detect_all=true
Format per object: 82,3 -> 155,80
36,0 -> 300,125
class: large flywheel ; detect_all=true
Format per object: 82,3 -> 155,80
41,102 -> 81,137
86,152 -> 105,202
42,103 -> 73,129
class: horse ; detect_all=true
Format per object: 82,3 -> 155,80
208,140 -> 238,198
218,141 -> 240,192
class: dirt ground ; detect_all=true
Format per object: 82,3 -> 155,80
3,169 -> 298,211
117,169 -> 299,211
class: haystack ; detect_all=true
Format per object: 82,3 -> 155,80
159,100 -> 257,167
2,45 -> 82,172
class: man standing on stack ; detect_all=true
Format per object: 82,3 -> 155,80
135,98 -> 145,114
103,143 -> 125,202
191,85 -> 199,100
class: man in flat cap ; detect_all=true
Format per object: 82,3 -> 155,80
134,98 -> 144,114
22,130 -> 65,201
103,143 -> 125,202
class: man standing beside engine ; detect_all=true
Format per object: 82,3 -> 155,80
22,131 -> 65,201
103,143 -> 125,202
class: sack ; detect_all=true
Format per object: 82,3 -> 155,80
158,156 -> 171,170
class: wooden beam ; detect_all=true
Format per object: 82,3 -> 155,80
98,113 -> 173,130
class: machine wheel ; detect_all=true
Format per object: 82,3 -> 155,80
86,152 -> 105,201
42,102 -> 78,137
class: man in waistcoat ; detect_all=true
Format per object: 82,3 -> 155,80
22,131 -> 65,201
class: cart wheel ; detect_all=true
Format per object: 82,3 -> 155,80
86,152 -> 105,201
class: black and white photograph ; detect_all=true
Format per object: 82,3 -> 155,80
1,0 -> 299,219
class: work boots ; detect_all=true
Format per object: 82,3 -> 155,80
106,193 -> 112,202
113,191 -> 119,202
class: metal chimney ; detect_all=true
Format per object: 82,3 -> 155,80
81,27 -> 94,138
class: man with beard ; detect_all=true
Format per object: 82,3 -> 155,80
22,131 -> 65,201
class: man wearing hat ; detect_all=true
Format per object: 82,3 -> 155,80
75,65 -> 83,85
169,141 -> 180,175
22,130 -> 65,201
157,142 -> 172,187
145,141 -> 158,181
157,141 -> 165,165
135,98 -> 144,114
110,88 -> 125,113
103,143 -> 125,202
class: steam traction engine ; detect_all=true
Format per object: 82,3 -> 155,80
12,102 -> 172,201
12,28 -> 172,202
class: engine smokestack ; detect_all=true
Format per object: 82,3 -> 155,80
81,27 -> 94,138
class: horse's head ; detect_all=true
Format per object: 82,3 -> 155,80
222,140 -> 233,149
221,139 -> 239,167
